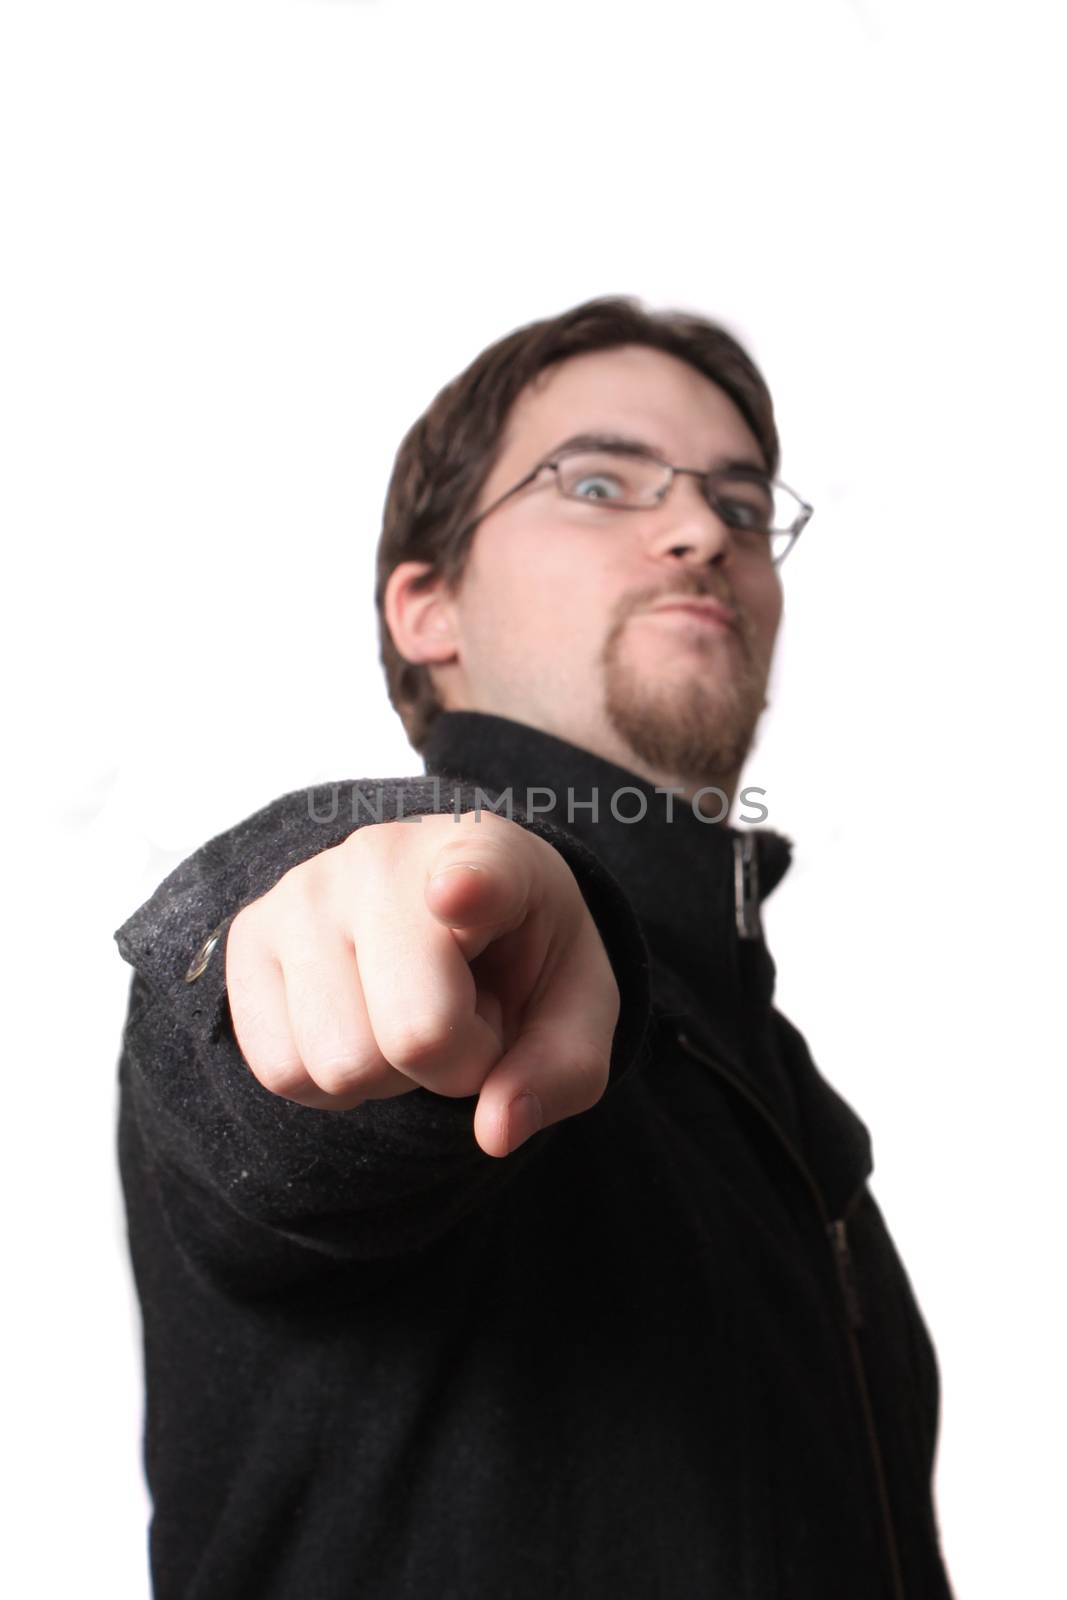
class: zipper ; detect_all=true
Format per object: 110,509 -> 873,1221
830,1216 -> 865,1330
733,834 -> 763,941
675,1026 -> 906,1600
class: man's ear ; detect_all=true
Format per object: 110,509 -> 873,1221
384,561 -> 460,666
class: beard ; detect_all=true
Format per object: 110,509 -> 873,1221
599,600 -> 768,789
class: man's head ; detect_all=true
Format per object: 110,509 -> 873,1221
377,296 -> 800,800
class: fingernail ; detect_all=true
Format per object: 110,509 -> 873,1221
429,863 -> 485,888
506,1093 -> 543,1154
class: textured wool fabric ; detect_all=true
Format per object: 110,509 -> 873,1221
115,711 -> 954,1599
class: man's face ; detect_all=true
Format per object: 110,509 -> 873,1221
429,343 -> 784,794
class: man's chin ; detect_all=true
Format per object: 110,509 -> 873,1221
606,698 -> 751,786
601,616 -> 767,780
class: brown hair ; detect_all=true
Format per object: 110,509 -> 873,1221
374,294 -> 780,752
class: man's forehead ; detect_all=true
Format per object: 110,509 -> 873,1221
499,344 -> 760,464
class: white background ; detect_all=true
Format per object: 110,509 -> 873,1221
3,1 -> 1064,1594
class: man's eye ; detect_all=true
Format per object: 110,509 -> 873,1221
719,498 -> 770,533
572,474 -> 626,502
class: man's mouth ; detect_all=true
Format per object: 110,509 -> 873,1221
642,596 -> 736,629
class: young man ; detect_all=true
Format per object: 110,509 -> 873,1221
116,297 -> 955,1598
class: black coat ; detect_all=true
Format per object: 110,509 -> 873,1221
116,710 -> 955,1598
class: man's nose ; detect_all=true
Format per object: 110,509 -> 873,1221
644,478 -> 732,566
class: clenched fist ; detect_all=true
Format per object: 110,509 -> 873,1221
225,810 -> 621,1158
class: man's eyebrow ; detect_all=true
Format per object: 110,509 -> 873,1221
545,430 -> 769,475
547,431 -> 664,460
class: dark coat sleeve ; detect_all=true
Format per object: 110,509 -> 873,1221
115,776 -> 652,1276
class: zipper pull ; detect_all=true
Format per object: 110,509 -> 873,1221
733,834 -> 762,941
828,1218 -> 865,1330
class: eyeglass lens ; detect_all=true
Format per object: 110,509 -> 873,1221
553,449 -> 799,553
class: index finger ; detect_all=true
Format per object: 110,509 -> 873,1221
349,863 -> 508,1100
470,900 -> 620,1159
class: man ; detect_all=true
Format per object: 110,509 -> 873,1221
116,297 -> 954,1598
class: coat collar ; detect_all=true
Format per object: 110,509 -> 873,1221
421,711 -> 793,1014
423,709 -> 793,901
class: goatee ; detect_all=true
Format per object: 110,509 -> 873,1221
599,595 -> 767,789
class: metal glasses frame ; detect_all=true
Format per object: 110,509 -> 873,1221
457,445 -> 814,567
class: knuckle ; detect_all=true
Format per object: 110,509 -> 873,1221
568,1046 -> 612,1111
375,1015 -> 452,1074
252,1057 -> 311,1101
286,981 -> 372,1093
275,857 -> 328,916
601,965 -> 622,1023
338,822 -> 378,867
437,807 -> 521,856
306,1050 -> 380,1099
232,869 -> 321,959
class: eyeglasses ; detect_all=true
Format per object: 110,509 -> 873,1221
461,442 -> 813,567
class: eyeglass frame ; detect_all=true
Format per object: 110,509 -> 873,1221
456,436 -> 814,567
